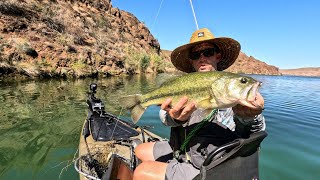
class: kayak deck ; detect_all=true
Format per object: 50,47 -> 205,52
77,120 -> 162,180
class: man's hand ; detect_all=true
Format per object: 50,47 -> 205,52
233,92 -> 265,118
161,96 -> 196,122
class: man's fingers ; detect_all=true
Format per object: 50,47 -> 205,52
161,98 -> 172,110
178,102 -> 196,119
161,97 -> 196,121
233,104 -> 262,118
172,96 -> 188,112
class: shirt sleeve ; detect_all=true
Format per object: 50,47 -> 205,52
159,109 -> 186,127
160,108 -> 266,133
214,108 -> 266,136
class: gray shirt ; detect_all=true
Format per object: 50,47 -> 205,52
159,108 -> 266,132
159,108 -> 266,168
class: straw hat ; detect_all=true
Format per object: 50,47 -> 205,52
171,28 -> 241,72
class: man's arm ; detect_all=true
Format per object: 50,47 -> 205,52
232,91 -> 266,136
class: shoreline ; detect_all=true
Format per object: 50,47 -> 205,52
1,71 -> 319,83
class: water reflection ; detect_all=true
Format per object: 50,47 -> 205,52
0,74 -> 162,179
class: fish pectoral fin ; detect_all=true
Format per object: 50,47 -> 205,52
198,98 -> 214,109
202,109 -> 214,119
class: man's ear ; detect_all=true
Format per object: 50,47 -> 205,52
189,59 -> 197,72
216,53 -> 222,62
189,59 -> 194,64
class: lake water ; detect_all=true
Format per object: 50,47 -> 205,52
0,74 -> 319,180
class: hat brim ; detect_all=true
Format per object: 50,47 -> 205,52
171,38 -> 241,73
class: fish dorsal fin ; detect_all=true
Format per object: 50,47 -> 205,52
156,73 -> 181,87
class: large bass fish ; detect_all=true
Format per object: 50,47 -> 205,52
119,71 -> 262,123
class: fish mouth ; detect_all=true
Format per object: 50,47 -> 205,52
239,82 -> 264,110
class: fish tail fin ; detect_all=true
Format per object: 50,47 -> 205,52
131,104 -> 146,124
118,94 -> 146,123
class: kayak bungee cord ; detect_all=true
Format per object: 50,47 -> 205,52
110,107 -> 124,140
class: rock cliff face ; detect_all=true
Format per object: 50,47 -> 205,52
0,0 -> 280,79
0,0 -> 165,79
226,52 -> 281,75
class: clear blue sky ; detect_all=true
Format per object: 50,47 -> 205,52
112,0 -> 320,69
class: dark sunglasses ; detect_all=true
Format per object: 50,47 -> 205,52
189,48 -> 215,60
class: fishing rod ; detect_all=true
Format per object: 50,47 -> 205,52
189,0 -> 199,30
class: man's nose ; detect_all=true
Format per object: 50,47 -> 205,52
198,53 -> 207,61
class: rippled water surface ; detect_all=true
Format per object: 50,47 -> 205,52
0,74 -> 319,180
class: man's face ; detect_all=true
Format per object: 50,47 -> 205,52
189,43 -> 221,72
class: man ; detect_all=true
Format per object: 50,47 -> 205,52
133,28 -> 266,180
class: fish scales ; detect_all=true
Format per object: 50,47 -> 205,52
141,73 -> 216,106
141,86 -> 209,107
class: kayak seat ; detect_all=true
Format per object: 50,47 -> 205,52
102,154 -> 133,180
193,131 -> 268,180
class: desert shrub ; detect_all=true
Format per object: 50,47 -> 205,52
43,18 -> 65,33
124,47 -> 144,72
140,55 -> 150,72
0,1 -> 26,17
71,60 -> 87,71
123,46 -> 172,73
149,52 -> 162,71
56,34 -> 74,46
38,58 -> 51,67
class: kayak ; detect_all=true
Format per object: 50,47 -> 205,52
74,83 -> 162,180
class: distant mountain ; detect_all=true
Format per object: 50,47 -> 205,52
280,67 -> 320,77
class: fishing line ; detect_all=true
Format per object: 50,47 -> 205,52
152,0 -> 165,32
189,0 -> 199,30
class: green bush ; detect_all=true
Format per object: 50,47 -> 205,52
71,60 -> 86,70
140,55 -> 150,72
149,52 -> 162,71
124,46 -> 170,73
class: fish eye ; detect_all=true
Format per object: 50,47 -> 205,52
240,77 -> 247,84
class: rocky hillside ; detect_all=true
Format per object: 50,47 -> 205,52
0,0 -> 280,80
280,67 -> 320,77
0,0 -> 174,79
226,52 -> 281,75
